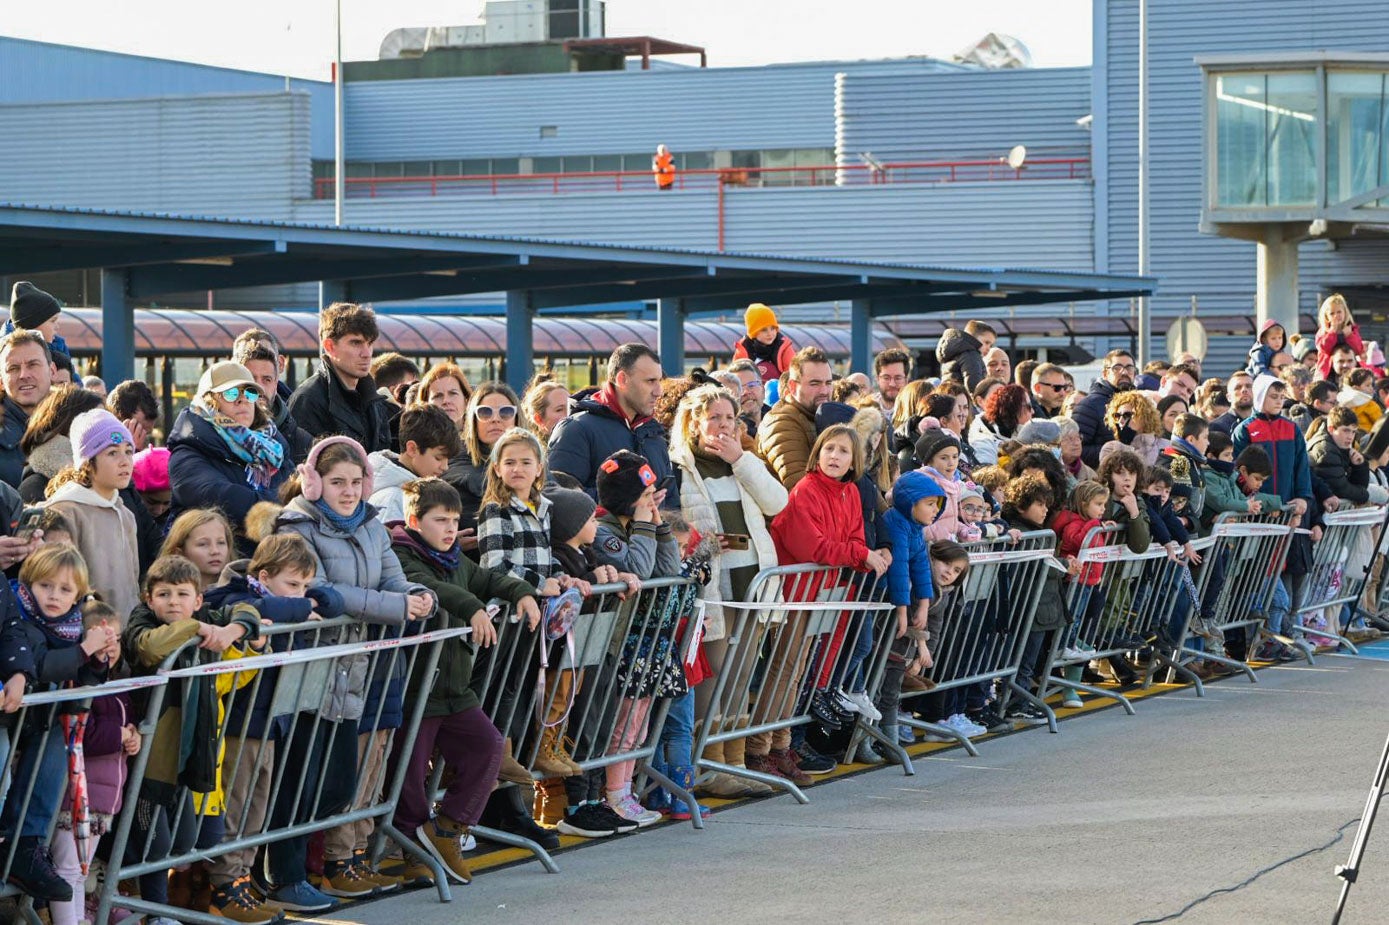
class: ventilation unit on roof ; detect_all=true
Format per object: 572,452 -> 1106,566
953,32 -> 1033,69
378,0 -> 605,59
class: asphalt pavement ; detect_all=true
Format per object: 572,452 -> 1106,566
324,654 -> 1389,925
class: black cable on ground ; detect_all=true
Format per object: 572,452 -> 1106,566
1131,818 -> 1360,924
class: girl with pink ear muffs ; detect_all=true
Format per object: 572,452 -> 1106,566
269,435 -> 436,905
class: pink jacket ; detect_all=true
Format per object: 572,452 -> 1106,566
1317,323 -> 1366,381
920,466 -> 963,542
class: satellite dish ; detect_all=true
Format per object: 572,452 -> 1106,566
1006,145 -> 1027,170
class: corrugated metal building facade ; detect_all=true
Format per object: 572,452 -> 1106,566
3,3 -> 1389,370
1096,0 -> 1389,373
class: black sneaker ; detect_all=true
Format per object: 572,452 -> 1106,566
556,803 -> 618,839
1003,701 -> 1049,726
7,836 -> 72,902
590,800 -> 640,833
808,691 -> 846,729
966,706 -> 1012,734
790,744 -> 835,775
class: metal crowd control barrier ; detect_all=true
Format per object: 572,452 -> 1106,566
465,576 -> 703,871
1293,505 -> 1389,655
0,676 -> 168,925
692,564 -> 892,804
1043,526 -> 1208,714
1188,511 -> 1301,667
96,616 -> 466,925
857,532 -> 1054,760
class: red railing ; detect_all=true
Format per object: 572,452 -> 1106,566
311,157 -> 1091,200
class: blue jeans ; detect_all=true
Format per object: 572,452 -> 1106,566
1268,576 -> 1292,635
658,689 -> 695,768
0,722 -> 65,839
843,616 -> 874,694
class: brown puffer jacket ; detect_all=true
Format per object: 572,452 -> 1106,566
757,396 -> 818,490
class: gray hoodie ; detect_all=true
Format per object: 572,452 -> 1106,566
367,450 -> 418,525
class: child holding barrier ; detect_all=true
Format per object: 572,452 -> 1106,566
122,555 -> 265,919
51,600 -> 138,925
752,425 -> 890,784
202,527 -> 345,922
272,436 -> 436,913
592,451 -> 685,825
873,470 -> 942,749
0,544 -> 116,903
390,477 -> 538,885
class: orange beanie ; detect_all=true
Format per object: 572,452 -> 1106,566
745,303 -> 778,338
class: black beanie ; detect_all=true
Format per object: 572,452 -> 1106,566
596,450 -> 657,517
9,282 -> 60,331
915,429 -> 961,467
546,487 -> 597,545
815,401 -> 857,433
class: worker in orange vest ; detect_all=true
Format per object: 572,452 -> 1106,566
653,144 -> 675,191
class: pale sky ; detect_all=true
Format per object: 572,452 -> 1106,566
3,0 -> 1091,81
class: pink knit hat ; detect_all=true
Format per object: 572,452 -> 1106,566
132,446 -> 171,492
298,435 -> 374,502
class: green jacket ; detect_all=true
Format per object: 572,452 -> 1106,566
1104,497 -> 1152,553
1202,467 -> 1283,532
393,530 -> 536,717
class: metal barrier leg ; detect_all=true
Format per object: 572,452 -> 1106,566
378,820 -> 454,901
1176,644 -> 1258,684
1007,681 -> 1060,733
1039,675 -> 1134,717
639,762 -> 705,830
843,720 -> 915,777
697,757 -> 809,804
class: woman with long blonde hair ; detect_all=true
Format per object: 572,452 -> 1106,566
1099,390 -> 1166,467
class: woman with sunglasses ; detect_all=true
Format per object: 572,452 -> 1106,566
444,380 -> 521,552
1098,390 -> 1167,468
167,361 -> 292,556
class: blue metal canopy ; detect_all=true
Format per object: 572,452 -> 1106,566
0,203 -> 1156,391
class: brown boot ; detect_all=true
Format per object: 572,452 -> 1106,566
168,868 -> 194,910
534,776 -> 568,826
718,737 -> 775,796
498,737 -> 532,784
532,725 -> 579,777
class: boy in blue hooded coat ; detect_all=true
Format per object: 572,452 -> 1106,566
872,471 -> 944,750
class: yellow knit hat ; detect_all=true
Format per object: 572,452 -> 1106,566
745,302 -> 778,338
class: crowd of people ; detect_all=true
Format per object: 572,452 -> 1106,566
1,285 -> 1387,924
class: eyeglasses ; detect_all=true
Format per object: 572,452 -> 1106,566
742,380 -> 764,393
1114,411 -> 1135,422
475,404 -> 518,421
219,386 -> 261,403
1038,381 -> 1071,393
1107,363 -> 1137,373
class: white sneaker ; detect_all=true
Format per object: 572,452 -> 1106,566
461,831 -> 477,852
1060,694 -> 1083,709
1061,646 -> 1088,660
607,792 -> 662,828
843,690 -> 882,722
944,714 -> 987,737
832,688 -> 860,715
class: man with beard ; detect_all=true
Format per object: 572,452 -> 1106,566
758,346 -> 833,491
1072,349 -> 1136,468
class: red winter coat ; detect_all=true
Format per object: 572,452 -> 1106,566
1052,509 -> 1107,587
1316,323 -> 1366,381
771,469 -> 870,569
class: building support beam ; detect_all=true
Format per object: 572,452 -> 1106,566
318,280 -> 350,310
657,297 -> 686,377
100,268 -> 134,386
1256,230 -> 1301,337
505,290 -> 535,395
850,298 -> 873,375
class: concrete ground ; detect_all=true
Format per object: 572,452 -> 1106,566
328,655 -> 1389,925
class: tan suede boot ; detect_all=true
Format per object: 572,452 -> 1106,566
498,737 -> 532,784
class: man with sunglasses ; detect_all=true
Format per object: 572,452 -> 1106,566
1072,349 -> 1136,468
288,302 -> 392,453
549,343 -> 674,505
1029,362 -> 1071,419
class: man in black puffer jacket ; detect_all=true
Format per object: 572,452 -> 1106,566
548,344 -> 673,503
1072,349 -> 1136,468
288,303 -> 392,453
935,321 -> 995,394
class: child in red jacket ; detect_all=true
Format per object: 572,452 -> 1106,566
751,425 -> 889,784
1051,480 -> 1114,706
